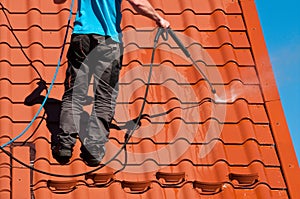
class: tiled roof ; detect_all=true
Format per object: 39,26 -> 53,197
1,0 -> 300,198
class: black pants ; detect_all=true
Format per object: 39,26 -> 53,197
58,34 -> 123,151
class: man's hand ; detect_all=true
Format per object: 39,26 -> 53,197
127,0 -> 170,29
157,17 -> 170,29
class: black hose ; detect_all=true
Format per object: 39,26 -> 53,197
0,3 -> 43,80
0,28 -> 165,178
0,24 -> 216,177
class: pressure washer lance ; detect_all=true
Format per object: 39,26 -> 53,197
156,27 -> 216,94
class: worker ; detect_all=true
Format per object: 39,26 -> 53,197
53,0 -> 170,166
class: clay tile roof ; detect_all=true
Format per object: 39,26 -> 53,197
1,0 -> 300,198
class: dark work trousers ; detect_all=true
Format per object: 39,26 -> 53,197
58,34 -> 123,152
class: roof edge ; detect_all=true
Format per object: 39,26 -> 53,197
239,0 -> 300,198
239,0 -> 280,102
265,100 -> 300,198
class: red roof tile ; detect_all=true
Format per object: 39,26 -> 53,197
1,0 -> 300,198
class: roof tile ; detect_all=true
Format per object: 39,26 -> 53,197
122,0 -> 242,14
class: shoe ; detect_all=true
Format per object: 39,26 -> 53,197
52,144 -> 72,165
80,145 -> 105,167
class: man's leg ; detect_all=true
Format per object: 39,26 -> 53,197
54,34 -> 92,164
80,35 -> 122,166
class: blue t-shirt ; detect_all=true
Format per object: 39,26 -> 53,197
73,0 -> 122,42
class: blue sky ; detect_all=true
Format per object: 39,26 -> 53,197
255,0 -> 300,164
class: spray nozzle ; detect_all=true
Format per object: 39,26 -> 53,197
212,88 -> 216,94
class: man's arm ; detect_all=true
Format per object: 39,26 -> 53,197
127,0 -> 170,28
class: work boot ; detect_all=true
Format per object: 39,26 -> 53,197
80,145 -> 105,167
52,144 -> 72,165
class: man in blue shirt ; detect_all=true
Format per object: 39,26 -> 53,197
53,0 -> 170,166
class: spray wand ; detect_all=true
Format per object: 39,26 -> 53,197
156,27 -> 216,94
